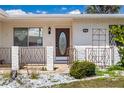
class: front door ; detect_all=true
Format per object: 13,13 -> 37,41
56,28 -> 70,57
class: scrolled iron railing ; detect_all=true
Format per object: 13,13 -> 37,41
0,47 -> 11,64
85,47 -> 113,68
19,47 -> 46,66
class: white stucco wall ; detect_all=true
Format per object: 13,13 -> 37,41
72,23 -> 109,46
72,20 -> 110,62
1,20 -> 72,47
72,18 -> 124,46
2,18 -> 124,47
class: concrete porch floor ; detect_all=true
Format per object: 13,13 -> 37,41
0,64 -> 70,74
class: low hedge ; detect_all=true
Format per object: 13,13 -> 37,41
70,60 -> 96,79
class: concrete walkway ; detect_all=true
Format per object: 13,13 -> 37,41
0,64 -> 70,74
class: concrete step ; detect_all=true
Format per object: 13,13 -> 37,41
55,56 -> 68,60
55,56 -> 68,64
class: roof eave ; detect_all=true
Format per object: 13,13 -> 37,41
8,14 -> 124,19
0,13 -> 124,21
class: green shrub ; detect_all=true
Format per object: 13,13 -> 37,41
110,26 -> 124,67
2,72 -> 11,79
117,47 -> 124,67
117,60 -> 124,67
69,60 -> 96,79
107,65 -> 124,71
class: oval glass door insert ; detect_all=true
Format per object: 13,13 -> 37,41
59,32 -> 67,55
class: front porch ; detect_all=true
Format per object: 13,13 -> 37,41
0,64 -> 69,74
0,16 -> 121,74
0,46 -> 116,74
0,46 -> 73,74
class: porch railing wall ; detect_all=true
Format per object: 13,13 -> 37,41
0,47 -> 11,64
0,46 -> 115,70
19,47 -> 46,65
85,47 -> 113,68
67,47 -> 77,65
74,46 -> 114,68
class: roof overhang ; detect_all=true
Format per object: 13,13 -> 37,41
0,10 -> 124,21
7,14 -> 124,19
0,9 -> 8,21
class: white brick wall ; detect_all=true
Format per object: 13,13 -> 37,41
46,46 -> 54,71
11,46 -> 19,71
74,46 -> 86,60
113,46 -> 120,65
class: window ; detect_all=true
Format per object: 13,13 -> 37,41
29,28 -> 43,46
14,27 -> 43,46
14,28 -> 28,46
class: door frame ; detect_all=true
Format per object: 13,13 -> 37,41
55,28 -> 71,57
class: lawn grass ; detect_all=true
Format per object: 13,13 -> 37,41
96,70 -> 117,77
52,77 -> 124,88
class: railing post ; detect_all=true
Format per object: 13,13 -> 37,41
113,46 -> 120,65
110,46 -> 114,65
11,46 -> 19,71
46,46 -> 54,71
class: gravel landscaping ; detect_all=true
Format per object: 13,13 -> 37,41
0,70 -> 124,88
0,73 -> 107,88
0,73 -> 78,88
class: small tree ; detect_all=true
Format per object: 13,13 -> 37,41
110,25 -> 124,67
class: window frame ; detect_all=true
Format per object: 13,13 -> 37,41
13,27 -> 43,47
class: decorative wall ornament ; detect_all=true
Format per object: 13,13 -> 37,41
83,29 -> 88,33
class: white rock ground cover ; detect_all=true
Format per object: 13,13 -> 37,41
0,71 -> 124,88
0,73 -> 77,88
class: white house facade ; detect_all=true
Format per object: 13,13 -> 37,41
0,10 -> 123,71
